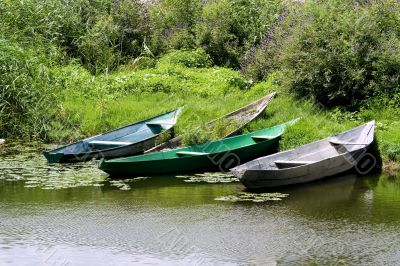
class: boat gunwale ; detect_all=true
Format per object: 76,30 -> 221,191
44,107 -> 183,156
205,92 -> 276,136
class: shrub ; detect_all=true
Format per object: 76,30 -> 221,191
78,0 -> 148,73
277,0 -> 400,109
195,0 -> 240,67
197,0 -> 282,69
1,0 -> 148,74
78,15 -> 122,74
148,0 -> 201,54
158,49 -> 212,68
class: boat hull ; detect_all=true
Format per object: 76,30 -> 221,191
232,121 -> 376,189
100,137 -> 280,176
238,152 -> 362,189
99,119 -> 300,176
43,136 -> 161,163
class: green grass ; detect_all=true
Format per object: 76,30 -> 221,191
52,51 -> 256,140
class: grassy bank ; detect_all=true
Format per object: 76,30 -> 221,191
41,51 -> 399,171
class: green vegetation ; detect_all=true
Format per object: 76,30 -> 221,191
242,0 -> 400,109
52,51 -> 255,140
181,119 -> 242,146
0,40 -> 60,139
215,192 -> 289,202
0,0 -> 399,170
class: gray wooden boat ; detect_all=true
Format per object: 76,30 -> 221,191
43,108 -> 183,163
144,92 -> 276,153
231,121 -> 375,189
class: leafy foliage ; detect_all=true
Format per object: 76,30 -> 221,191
158,48 -> 212,68
148,0 -> 201,53
196,0 -> 283,68
277,0 -> 400,109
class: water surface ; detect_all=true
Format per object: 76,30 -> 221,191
1,143 -> 400,265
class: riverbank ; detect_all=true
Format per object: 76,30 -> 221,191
1,48 -> 398,172
43,52 -> 399,174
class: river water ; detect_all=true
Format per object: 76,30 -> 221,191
0,142 -> 400,265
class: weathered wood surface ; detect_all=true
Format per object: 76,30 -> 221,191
144,92 -> 276,153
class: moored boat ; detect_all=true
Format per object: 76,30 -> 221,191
43,108 -> 183,163
144,93 -> 276,153
231,121 -> 376,189
98,119 -> 299,176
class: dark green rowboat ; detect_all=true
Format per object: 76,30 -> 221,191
43,108 -> 183,163
98,119 -> 298,176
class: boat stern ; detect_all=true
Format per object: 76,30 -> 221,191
230,167 -> 246,179
43,151 -> 64,163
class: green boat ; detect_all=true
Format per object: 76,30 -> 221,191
98,119 -> 299,176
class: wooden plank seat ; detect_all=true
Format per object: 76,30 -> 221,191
251,135 -> 275,141
89,140 -> 132,150
176,151 -> 209,157
274,160 -> 314,169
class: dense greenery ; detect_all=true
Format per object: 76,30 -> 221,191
241,1 -> 400,108
277,0 -> 400,109
0,0 -> 399,167
0,0 -> 283,72
0,40 -> 60,139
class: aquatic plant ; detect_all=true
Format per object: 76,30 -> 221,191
0,143 -> 107,189
177,172 -> 239,183
215,192 -> 289,202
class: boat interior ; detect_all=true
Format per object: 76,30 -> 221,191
110,124 -> 286,162
52,110 -> 180,155
234,121 -> 374,171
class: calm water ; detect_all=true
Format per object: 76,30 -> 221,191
1,142 -> 400,265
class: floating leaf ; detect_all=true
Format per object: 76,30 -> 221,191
182,172 -> 239,183
215,192 -> 289,203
